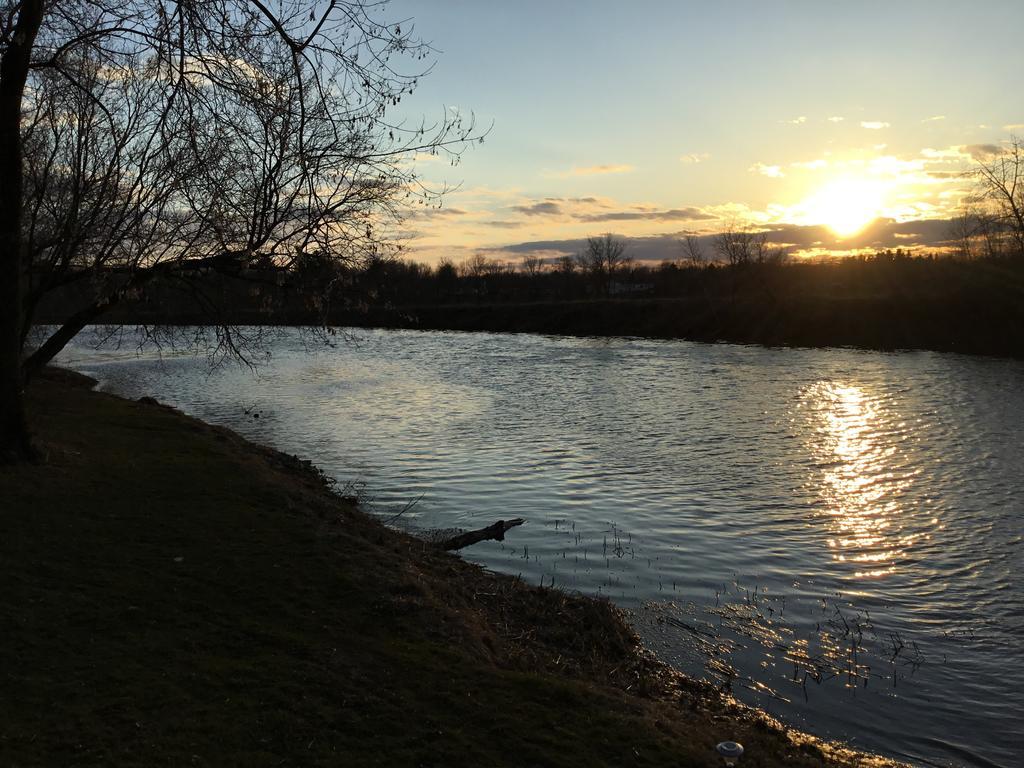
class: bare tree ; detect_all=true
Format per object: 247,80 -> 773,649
714,223 -> 764,266
952,204 -> 1010,260
485,260 -> 513,278
461,253 -> 491,280
0,0 -> 43,459
679,233 -> 706,267
972,136 -> 1024,257
0,0 -> 483,460
712,221 -> 784,266
460,252 -> 491,299
555,254 -> 576,275
433,257 -> 457,300
578,233 -> 630,297
435,258 -> 457,282
949,209 -> 973,260
520,255 -> 543,277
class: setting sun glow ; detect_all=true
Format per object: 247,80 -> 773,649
801,178 -> 887,238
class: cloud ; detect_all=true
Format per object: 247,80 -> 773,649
410,207 -> 469,219
766,219 -> 957,251
576,163 -> 634,175
925,143 -> 1003,162
921,146 -> 968,160
483,220 -> 526,229
494,217 -> 961,264
1003,123 -> 1024,132
511,201 -> 562,216
749,162 -> 785,178
865,155 -> 924,175
412,151 -> 448,165
792,159 -> 828,170
827,116 -> 845,123
498,234 -> 686,263
964,143 -> 1004,160
409,210 -> 966,268
679,152 -> 711,164
553,163 -> 634,177
922,115 -> 946,122
782,116 -> 807,125
860,121 -> 890,130
504,196 -> 716,225
575,207 -> 715,223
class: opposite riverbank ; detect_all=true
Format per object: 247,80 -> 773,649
34,256 -> 1024,360
341,293 -> 1023,358
1,369 -> 900,766
38,255 -> 1024,359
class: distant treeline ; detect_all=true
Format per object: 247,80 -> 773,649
35,248 -> 1024,358
343,249 -> 1024,357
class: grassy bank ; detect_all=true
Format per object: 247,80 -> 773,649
1,370 -> 898,766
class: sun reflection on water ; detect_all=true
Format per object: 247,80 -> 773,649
806,382 -> 926,579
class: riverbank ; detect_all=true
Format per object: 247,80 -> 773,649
337,291 -> 1024,359
37,255 -> 1024,359
1,369 -> 900,766
33,256 -> 1024,360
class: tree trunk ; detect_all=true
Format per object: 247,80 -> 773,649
0,0 -> 45,462
0,263 -> 30,461
22,294 -> 123,382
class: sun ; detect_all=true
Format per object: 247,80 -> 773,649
802,177 -> 886,238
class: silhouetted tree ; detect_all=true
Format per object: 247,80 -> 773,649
520,256 -> 544,277
578,234 -> 630,296
462,254 -> 490,280
0,0 -> 482,460
949,208 -> 981,260
555,254 -> 577,275
680,233 -> 707,267
461,253 -> 491,298
714,224 -> 764,266
434,259 -> 458,300
972,136 -> 1024,257
713,222 -> 786,266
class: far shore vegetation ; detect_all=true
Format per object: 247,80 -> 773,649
35,243 -> 1024,359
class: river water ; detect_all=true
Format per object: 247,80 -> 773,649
57,327 -> 1023,768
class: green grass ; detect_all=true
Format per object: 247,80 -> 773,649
1,370 -> 897,766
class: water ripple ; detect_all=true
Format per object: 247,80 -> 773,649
58,328 -> 1024,768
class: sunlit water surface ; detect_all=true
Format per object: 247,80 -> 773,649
58,328 -> 1023,768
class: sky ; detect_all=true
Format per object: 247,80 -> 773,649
383,0 -> 1024,265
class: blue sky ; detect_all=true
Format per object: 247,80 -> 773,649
384,1 -> 1024,263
